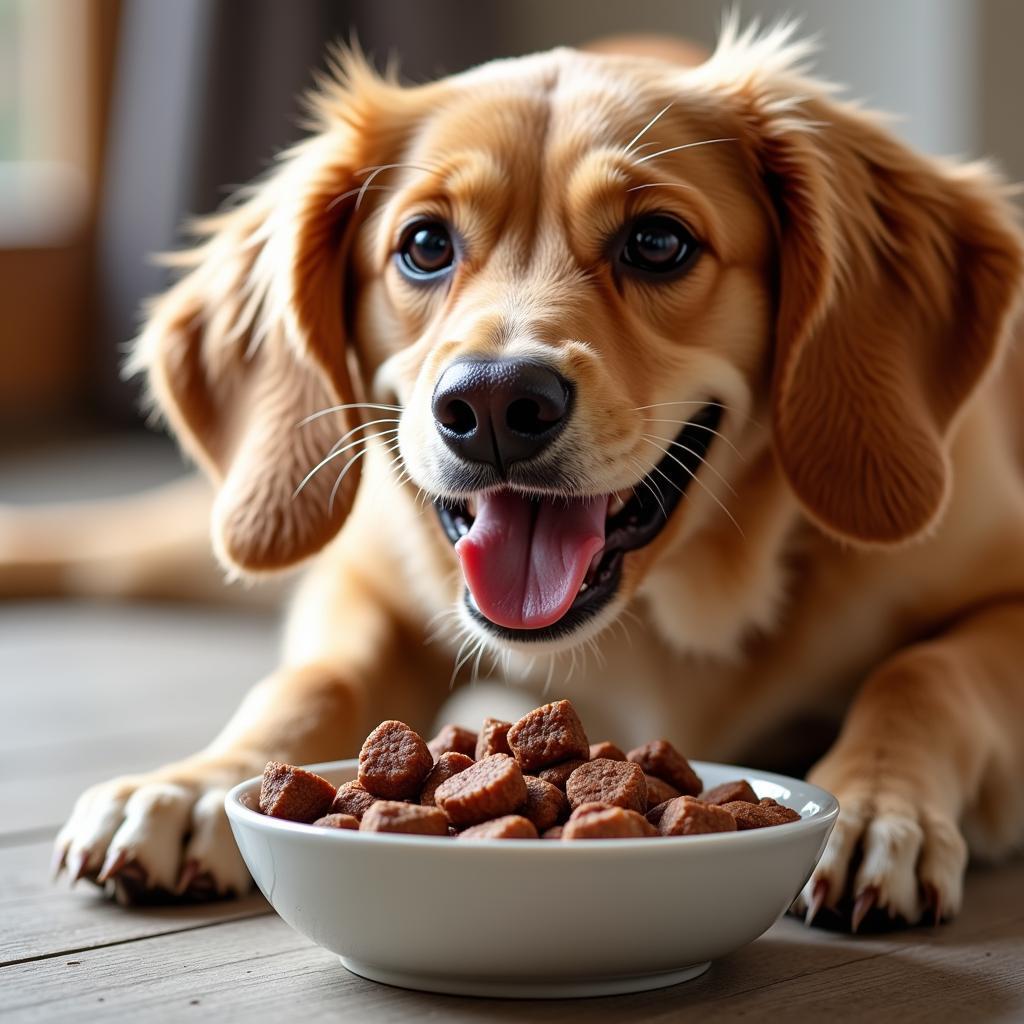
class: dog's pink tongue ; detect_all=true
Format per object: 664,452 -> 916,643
456,491 -> 607,630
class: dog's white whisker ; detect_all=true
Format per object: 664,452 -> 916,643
328,437 -> 401,515
642,433 -> 738,495
630,400 -> 725,411
292,429 -> 399,499
623,101 -> 673,155
629,456 -> 670,521
633,137 -> 737,166
325,184 -> 394,212
642,417 -> 745,460
626,181 -> 696,193
353,162 -> 437,209
324,418 -> 401,457
449,633 -> 476,691
297,402 -> 403,427
640,437 -> 745,538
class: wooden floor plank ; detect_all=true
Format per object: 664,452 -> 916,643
0,840 -> 269,966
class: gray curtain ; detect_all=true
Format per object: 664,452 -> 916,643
94,0 -> 505,420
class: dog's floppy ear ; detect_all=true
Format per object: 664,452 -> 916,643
708,26 -> 1024,545
131,59 -> 405,573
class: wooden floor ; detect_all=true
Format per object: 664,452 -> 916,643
3,437 -> 1024,1021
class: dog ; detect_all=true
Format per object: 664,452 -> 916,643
13,22 -> 1024,927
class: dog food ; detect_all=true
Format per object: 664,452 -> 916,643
645,774 -> 682,809
562,802 -> 658,839
419,751 -> 474,807
259,762 -> 337,823
589,741 -> 627,761
722,797 -> 802,830
565,758 -> 647,813
475,718 -> 513,759
435,753 -> 528,826
537,759 -> 587,790
428,724 -> 478,760
360,801 -> 449,836
701,779 -> 759,806
329,780 -> 378,821
312,813 -> 360,830
656,796 -> 738,836
520,775 -> 569,832
627,740 -> 703,797
358,720 -> 434,800
459,815 -> 539,839
256,699 -> 804,840
507,700 -> 590,771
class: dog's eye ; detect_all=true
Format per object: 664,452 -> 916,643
397,220 -> 455,280
620,215 -> 698,274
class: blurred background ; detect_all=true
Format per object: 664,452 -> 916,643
1,0 -> 1022,474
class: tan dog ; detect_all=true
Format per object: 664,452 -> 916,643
13,23 -> 1024,928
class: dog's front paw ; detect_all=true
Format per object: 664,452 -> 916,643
792,781 -> 968,932
52,758 -> 259,904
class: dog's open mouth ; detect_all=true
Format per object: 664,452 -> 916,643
433,403 -> 723,641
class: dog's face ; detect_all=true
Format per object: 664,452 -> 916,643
135,31 -> 1023,655
347,52 -> 774,647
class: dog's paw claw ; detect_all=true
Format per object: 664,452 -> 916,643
97,847 -> 130,884
55,770 -> 254,904
850,886 -> 878,933
804,878 -> 829,927
799,784 -> 966,931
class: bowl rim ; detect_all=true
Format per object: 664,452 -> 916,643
225,758 -> 839,851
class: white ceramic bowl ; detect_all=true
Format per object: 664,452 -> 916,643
225,759 -> 837,998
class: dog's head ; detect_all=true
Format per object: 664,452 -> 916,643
134,24 -> 1023,655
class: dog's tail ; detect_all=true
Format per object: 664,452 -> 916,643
0,473 -> 275,606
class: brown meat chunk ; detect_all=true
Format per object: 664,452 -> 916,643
542,825 -> 564,840
507,700 -> 590,772
358,720 -> 434,800
520,775 -> 570,832
537,759 -> 586,790
359,801 -> 449,836
458,815 -> 539,840
646,800 -> 673,828
724,797 -> 802,830
427,724 -> 478,761
657,796 -> 738,836
419,751 -> 475,807
566,758 -> 647,813
563,802 -> 657,839
330,780 -> 378,821
434,753 -> 528,827
589,741 -> 627,761
475,718 -> 513,759
645,774 -> 682,810
311,813 -> 359,830
259,762 -> 336,823
700,779 -> 758,806
627,740 -> 702,796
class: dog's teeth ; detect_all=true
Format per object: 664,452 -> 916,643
579,582 -> 588,593
456,519 -> 469,537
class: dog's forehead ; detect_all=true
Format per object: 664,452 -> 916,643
393,49 -> 750,214
409,50 -> 691,164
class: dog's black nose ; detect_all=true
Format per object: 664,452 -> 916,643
431,358 -> 572,468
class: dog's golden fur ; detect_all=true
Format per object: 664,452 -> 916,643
10,23 -> 1024,924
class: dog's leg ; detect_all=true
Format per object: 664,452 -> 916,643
794,600 -> 1024,930
0,475 -> 274,605
52,661 -> 365,902
53,565 -> 448,905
